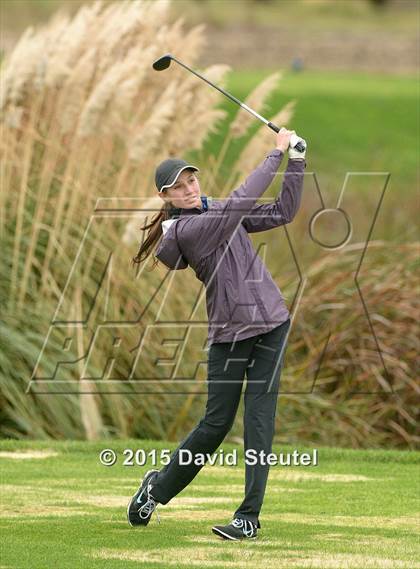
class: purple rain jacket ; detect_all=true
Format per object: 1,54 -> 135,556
155,147 -> 306,348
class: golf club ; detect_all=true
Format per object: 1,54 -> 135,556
152,53 -> 306,153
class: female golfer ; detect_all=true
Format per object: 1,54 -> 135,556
128,128 -> 306,540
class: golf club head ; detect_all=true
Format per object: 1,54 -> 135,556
152,54 -> 173,71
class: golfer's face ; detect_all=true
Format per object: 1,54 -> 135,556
167,170 -> 201,209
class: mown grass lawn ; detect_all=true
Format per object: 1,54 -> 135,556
0,440 -> 419,568
194,70 -> 419,243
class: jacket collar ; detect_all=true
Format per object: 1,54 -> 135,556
179,206 -> 203,216
168,206 -> 201,219
169,196 -> 209,219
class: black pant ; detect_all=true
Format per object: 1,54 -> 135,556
151,318 -> 291,529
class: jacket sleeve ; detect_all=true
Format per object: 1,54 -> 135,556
177,148 -> 285,262
241,158 -> 306,233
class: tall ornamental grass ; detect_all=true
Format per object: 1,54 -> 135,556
0,0 -> 230,440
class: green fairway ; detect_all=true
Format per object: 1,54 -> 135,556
208,70 -> 418,188
1,440 -> 419,568
195,70 -> 418,242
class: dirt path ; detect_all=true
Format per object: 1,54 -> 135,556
1,11 -> 417,75
197,23 -> 418,74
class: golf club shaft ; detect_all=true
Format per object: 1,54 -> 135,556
171,56 -> 267,122
169,55 -> 305,152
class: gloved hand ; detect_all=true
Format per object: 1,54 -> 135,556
289,133 -> 307,160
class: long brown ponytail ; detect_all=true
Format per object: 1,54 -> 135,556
131,201 -> 172,271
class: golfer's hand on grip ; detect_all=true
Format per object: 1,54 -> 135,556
276,127 -> 306,160
276,128 -> 294,152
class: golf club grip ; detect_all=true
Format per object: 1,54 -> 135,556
267,121 -> 306,153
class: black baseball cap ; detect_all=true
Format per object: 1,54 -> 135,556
155,158 -> 200,193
